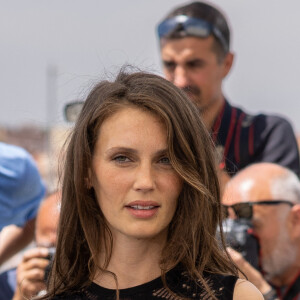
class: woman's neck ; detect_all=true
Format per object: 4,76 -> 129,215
93,235 -> 166,289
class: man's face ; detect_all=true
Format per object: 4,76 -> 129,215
252,204 -> 297,282
160,36 -> 230,111
222,181 -> 297,283
35,196 -> 60,247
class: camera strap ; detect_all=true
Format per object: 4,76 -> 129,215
281,273 -> 300,300
211,100 -> 255,173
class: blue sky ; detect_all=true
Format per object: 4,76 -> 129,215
1,0 -> 300,133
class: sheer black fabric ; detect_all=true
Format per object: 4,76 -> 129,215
51,266 -> 238,300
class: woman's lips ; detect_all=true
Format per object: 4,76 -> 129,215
125,201 -> 160,218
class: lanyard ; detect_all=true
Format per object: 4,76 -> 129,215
276,272 -> 300,300
283,275 -> 300,300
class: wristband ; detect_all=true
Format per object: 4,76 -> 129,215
263,288 -> 278,300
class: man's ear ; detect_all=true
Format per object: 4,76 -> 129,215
288,204 -> 300,240
222,52 -> 234,79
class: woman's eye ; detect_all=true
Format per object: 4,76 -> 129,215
113,155 -> 130,163
159,157 -> 171,164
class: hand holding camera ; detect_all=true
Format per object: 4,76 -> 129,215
12,247 -> 54,300
227,247 -> 274,296
221,218 -> 260,269
221,205 -> 280,300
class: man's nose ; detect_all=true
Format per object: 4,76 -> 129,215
173,67 -> 190,89
133,163 -> 155,192
228,207 -> 237,219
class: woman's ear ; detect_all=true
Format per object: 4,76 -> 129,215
86,169 -> 93,189
85,178 -> 92,189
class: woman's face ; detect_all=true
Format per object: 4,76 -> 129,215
91,106 -> 183,242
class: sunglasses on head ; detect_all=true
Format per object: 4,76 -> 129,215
222,200 -> 295,219
157,15 -> 229,53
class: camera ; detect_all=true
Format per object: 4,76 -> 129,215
44,247 -> 56,282
46,247 -> 56,261
219,218 -> 260,269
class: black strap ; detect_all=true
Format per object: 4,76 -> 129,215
263,288 -> 278,300
283,275 -> 300,300
213,100 -> 255,174
235,113 -> 254,169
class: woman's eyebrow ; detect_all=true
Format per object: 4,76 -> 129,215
105,147 -> 168,156
105,147 -> 138,155
154,149 -> 169,156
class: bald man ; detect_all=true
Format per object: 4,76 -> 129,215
0,191 -> 60,300
222,163 -> 300,300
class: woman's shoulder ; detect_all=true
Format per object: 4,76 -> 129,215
233,279 -> 264,300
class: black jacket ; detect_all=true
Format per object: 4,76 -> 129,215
212,100 -> 300,177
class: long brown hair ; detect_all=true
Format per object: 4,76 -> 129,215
41,69 -> 237,299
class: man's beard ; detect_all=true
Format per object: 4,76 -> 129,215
181,86 -> 203,109
181,86 -> 214,114
261,225 -> 297,282
181,85 -> 201,98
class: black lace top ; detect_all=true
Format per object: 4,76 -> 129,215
52,267 -> 238,300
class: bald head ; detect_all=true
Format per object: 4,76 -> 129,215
223,163 -> 300,205
223,163 -> 300,285
35,191 -> 61,247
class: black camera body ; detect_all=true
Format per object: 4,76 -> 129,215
44,247 -> 56,282
220,218 -> 260,269
46,247 -> 56,261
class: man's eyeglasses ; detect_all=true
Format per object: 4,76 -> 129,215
222,200 -> 295,220
157,15 -> 229,53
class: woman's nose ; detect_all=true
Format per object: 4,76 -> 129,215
133,163 -> 155,192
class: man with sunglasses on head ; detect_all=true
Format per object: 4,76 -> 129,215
222,162 -> 300,300
156,2 -> 300,179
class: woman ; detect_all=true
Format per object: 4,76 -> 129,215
41,70 -> 262,299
